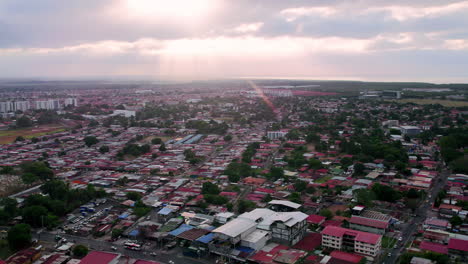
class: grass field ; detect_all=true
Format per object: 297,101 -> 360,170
392,99 -> 468,107
0,124 -> 66,144
382,236 -> 397,249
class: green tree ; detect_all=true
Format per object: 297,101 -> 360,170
15,136 -> 25,142
16,116 -> 32,128
73,244 -> 89,258
237,200 -> 256,214
202,182 -> 220,195
126,192 -> 142,201
159,143 -> 167,151
112,228 -> 123,239
223,134 -> 233,141
151,137 -> 162,144
450,215 -> 463,227
308,159 -> 323,169
99,145 -> 109,154
319,209 -> 333,220
7,224 -> 31,250
84,136 -> 99,147
293,180 -> 308,192
22,205 -> 48,227
353,163 -> 366,176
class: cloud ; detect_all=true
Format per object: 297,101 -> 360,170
0,0 -> 467,81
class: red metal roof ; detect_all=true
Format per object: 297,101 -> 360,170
307,214 -> 326,225
349,216 -> 389,229
79,251 -> 119,264
420,241 -> 448,254
321,226 -> 381,245
448,238 -> 468,252
330,250 -> 363,264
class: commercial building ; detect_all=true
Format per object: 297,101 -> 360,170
321,226 -> 382,257
266,131 -> 287,140
349,215 -> 389,234
210,205 -> 308,261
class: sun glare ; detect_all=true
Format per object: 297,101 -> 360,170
124,0 -> 218,22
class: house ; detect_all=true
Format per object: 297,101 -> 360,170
321,226 -> 382,257
448,238 -> 468,262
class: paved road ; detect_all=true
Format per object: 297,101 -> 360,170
385,169 -> 450,264
34,231 -> 212,264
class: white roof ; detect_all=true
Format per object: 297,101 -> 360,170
239,208 -> 308,230
212,218 -> 256,238
242,229 -> 270,243
268,200 -> 301,209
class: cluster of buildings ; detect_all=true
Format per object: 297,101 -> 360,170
0,98 -> 77,115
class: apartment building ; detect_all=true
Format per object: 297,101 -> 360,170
321,226 -> 382,257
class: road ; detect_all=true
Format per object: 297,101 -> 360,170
34,231 -> 212,264
385,169 -> 450,264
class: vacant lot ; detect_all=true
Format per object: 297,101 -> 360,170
0,124 -> 66,144
393,99 -> 468,107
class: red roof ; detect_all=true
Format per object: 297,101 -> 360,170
294,233 -> 322,251
322,226 -> 381,245
420,241 -> 448,254
330,250 -> 363,264
79,251 -> 119,264
349,216 -> 389,229
307,214 -> 326,225
134,261 -> 161,264
448,238 -> 468,252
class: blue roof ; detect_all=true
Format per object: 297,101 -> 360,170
169,224 -> 193,236
236,246 -> 255,253
158,207 -> 174,216
129,229 -> 139,236
196,233 -> 214,244
119,213 -> 129,219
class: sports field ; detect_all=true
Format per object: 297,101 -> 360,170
0,124 -> 66,144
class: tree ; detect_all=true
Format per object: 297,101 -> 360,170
21,161 -> 54,181
288,192 -> 302,203
340,157 -> 353,168
15,136 -> 25,142
353,163 -> 366,176
112,228 -> 123,239
202,182 -> 220,195
308,159 -> 323,169
99,145 -> 109,154
223,134 -> 233,141
126,192 -> 142,201
406,188 -> 420,199
159,143 -> 167,151
16,116 -> 32,128
237,200 -> 256,214
319,209 -> 333,220
151,137 -> 162,144
268,167 -> 284,181
73,244 -> 89,258
22,205 -> 48,227
7,224 -> 31,250
84,136 -> 99,147
293,180 -> 308,192
450,215 -> 463,227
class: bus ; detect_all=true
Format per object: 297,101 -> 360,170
124,242 -> 142,251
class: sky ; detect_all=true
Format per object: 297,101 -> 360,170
1,0 -> 468,82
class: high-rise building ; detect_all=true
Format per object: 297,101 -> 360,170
13,101 -> 31,112
0,101 -> 12,113
64,98 -> 78,107
35,100 -> 61,110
